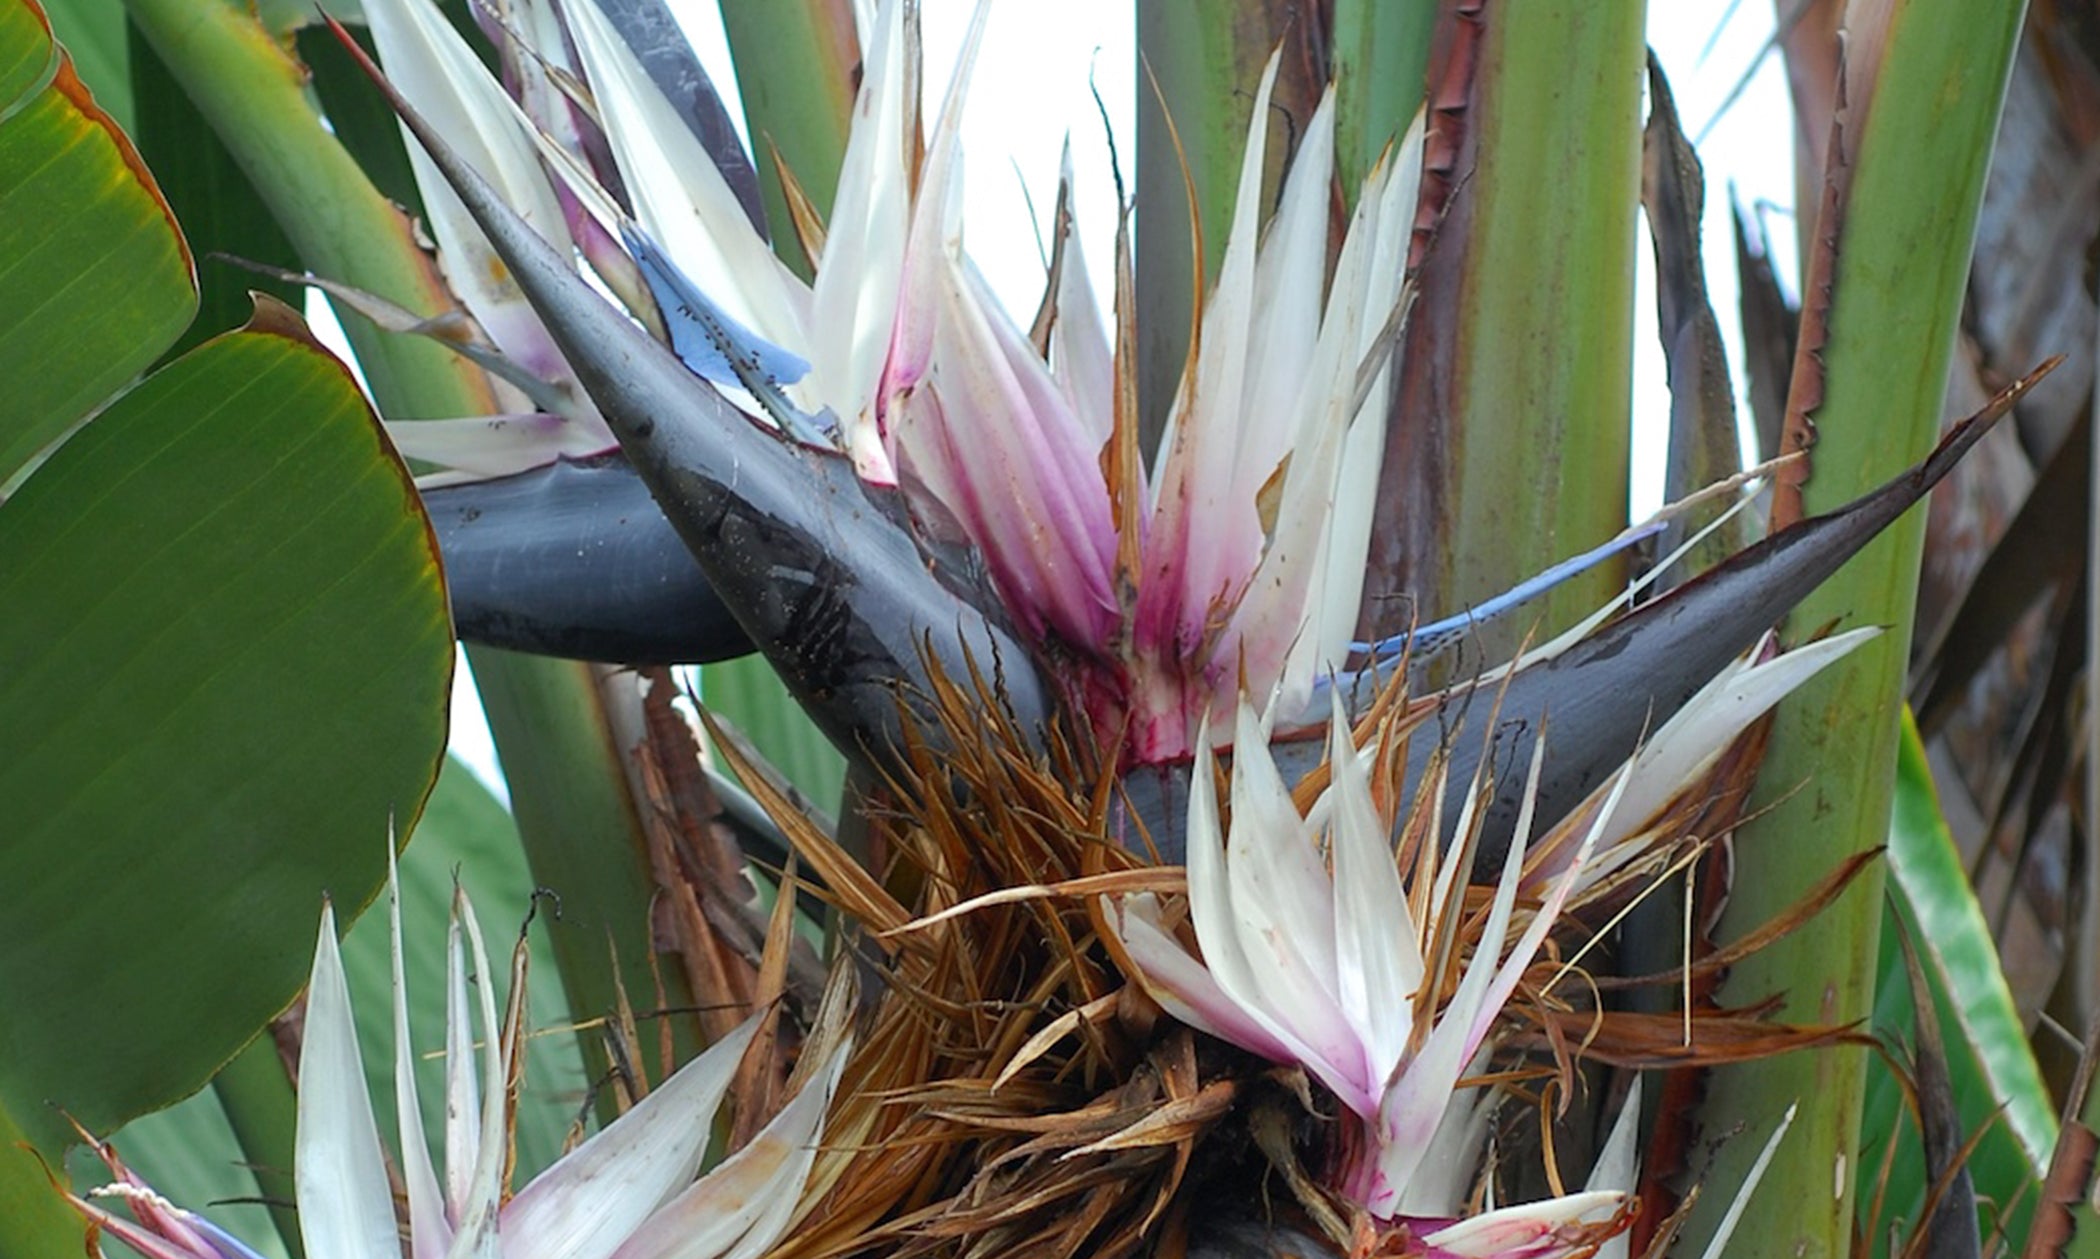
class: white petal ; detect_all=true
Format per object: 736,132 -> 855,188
497,1016 -> 764,1259
1138,52 -> 1282,659
808,0 -> 913,476
441,907 -> 480,1224
295,904 -> 403,1259
387,414 -> 615,483
1046,145 -> 1115,445
389,853 -> 450,1259
1108,894 -> 1300,1064
607,1038 -> 851,1259
1325,698 -> 1421,1089
443,893 -> 506,1259
361,0 -> 575,380
1586,1079 -> 1644,1259
1695,1102 -> 1796,1259
564,0 -> 810,357
1605,629 -> 1875,852
1208,705 -> 1372,1113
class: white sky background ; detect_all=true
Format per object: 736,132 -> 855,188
433,2 -> 1805,801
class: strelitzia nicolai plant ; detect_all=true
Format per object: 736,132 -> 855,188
20,1 -> 2066,1257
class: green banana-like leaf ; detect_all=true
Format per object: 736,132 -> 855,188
0,300 -> 451,1157
0,0 -> 191,490
35,0 -> 124,129
1862,712 -> 2070,1255
123,0 -> 492,424
1687,5 -> 2030,1256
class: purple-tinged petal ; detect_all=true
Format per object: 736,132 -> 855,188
1325,697 -> 1421,1090
1046,145 -> 1114,446
1135,52 -> 1282,665
391,414 -> 616,487
1418,1190 -> 1629,1258
69,1186 -> 259,1259
1211,704 -> 1369,1110
1107,893 -> 1300,1066
892,255 -> 1117,646
362,0 -> 577,386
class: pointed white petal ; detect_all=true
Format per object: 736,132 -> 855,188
497,1016 -> 764,1259
1325,698 -> 1421,1089
1234,85 -> 1335,479
1605,629 -> 1876,852
442,893 -> 506,1259
1108,893 -> 1300,1064
441,908 -> 480,1225
1389,1060 -> 1494,1218
1586,1079 -> 1644,1259
1203,705 -> 1373,1114
362,0 -> 575,381
1375,739 -> 1547,1205
1047,145 -> 1115,445
387,413 -> 616,482
1178,721 -> 1345,1091
607,1038 -> 851,1259
808,0 -> 913,478
389,853 -> 450,1259
295,904 -> 403,1259
890,255 -> 1117,646
1137,52 -> 1282,662
564,0 -> 810,358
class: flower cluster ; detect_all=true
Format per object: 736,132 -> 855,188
71,861 -> 845,1259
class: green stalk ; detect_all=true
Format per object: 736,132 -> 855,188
120,0 -> 487,421
122,0 -> 700,1078
715,0 -> 856,280
467,650 -> 700,1066
1329,0 -> 1431,207
1364,3 -> 1645,656
208,1038 -> 302,1259
1133,0 -> 1318,454
1683,5 -> 2028,1256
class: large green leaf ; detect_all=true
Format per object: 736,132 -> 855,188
0,301 -> 451,1156
0,0 -> 192,490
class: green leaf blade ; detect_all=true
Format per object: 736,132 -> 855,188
0,309 -> 451,1153
0,1 -> 193,488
